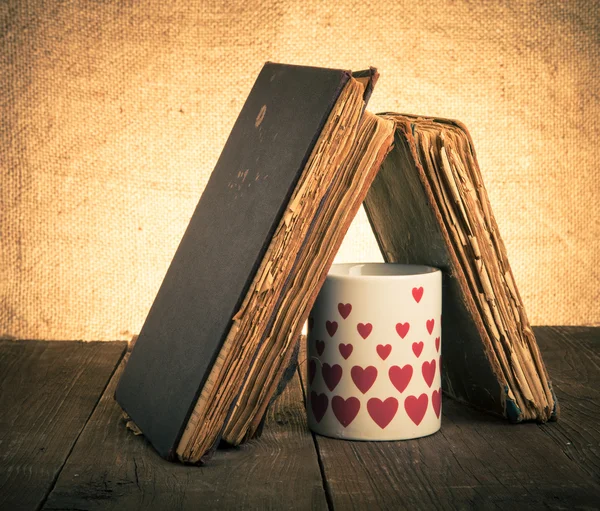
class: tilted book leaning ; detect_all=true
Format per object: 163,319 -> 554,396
115,62 -> 395,462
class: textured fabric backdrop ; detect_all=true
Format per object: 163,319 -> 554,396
1,0 -> 598,340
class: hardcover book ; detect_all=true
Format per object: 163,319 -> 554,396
115,62 -> 395,462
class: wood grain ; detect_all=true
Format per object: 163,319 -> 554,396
299,327 -> 600,510
314,399 -> 600,510
0,340 -> 126,511
3,327 -> 599,509
43,360 -> 327,510
536,326 -> 600,482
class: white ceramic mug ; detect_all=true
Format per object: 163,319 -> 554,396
307,263 -> 442,440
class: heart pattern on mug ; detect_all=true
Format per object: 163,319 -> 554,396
376,344 -> 392,360
322,363 -> 342,391
412,341 -> 424,358
389,364 -> 413,393
332,396 -> 360,427
412,286 -> 424,303
404,393 -> 428,425
338,302 -> 352,319
308,359 -> 316,384
351,365 -> 378,394
326,320 -> 338,337
367,397 -> 398,429
426,318 -> 435,335
422,360 -> 436,388
432,388 -> 442,418
395,322 -> 410,339
338,343 -> 353,359
310,391 -> 328,423
315,339 -> 325,356
307,269 -> 441,439
357,322 -> 373,339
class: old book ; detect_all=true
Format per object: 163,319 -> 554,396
364,114 -> 558,422
115,62 -> 395,462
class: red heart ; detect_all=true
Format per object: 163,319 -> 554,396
308,359 -> 316,384
376,344 -> 392,360
315,339 -> 325,356
395,322 -> 410,339
435,337 -> 440,352
338,302 -> 352,319
339,343 -> 353,360
367,397 -> 398,429
322,363 -> 342,391
357,323 -> 373,339
412,287 -> 424,303
422,359 -> 436,388
412,341 -> 424,358
326,321 -> 338,337
351,365 -> 378,394
426,318 -> 435,335
310,391 -> 328,423
389,365 -> 413,393
432,388 -> 442,418
308,317 -> 314,330
404,393 -> 428,425
332,396 -> 360,427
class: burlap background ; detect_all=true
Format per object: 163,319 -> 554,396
1,1 -> 598,341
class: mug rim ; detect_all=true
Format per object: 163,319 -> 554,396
328,262 -> 440,279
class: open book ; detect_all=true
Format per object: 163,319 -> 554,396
115,63 -> 557,464
364,114 -> 557,422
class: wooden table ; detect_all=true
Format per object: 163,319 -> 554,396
1,326 -> 599,510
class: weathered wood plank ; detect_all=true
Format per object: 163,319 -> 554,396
0,340 -> 126,511
300,328 -> 600,510
314,399 -> 600,510
43,359 -> 328,510
5,327 -> 598,509
536,326 -> 600,482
